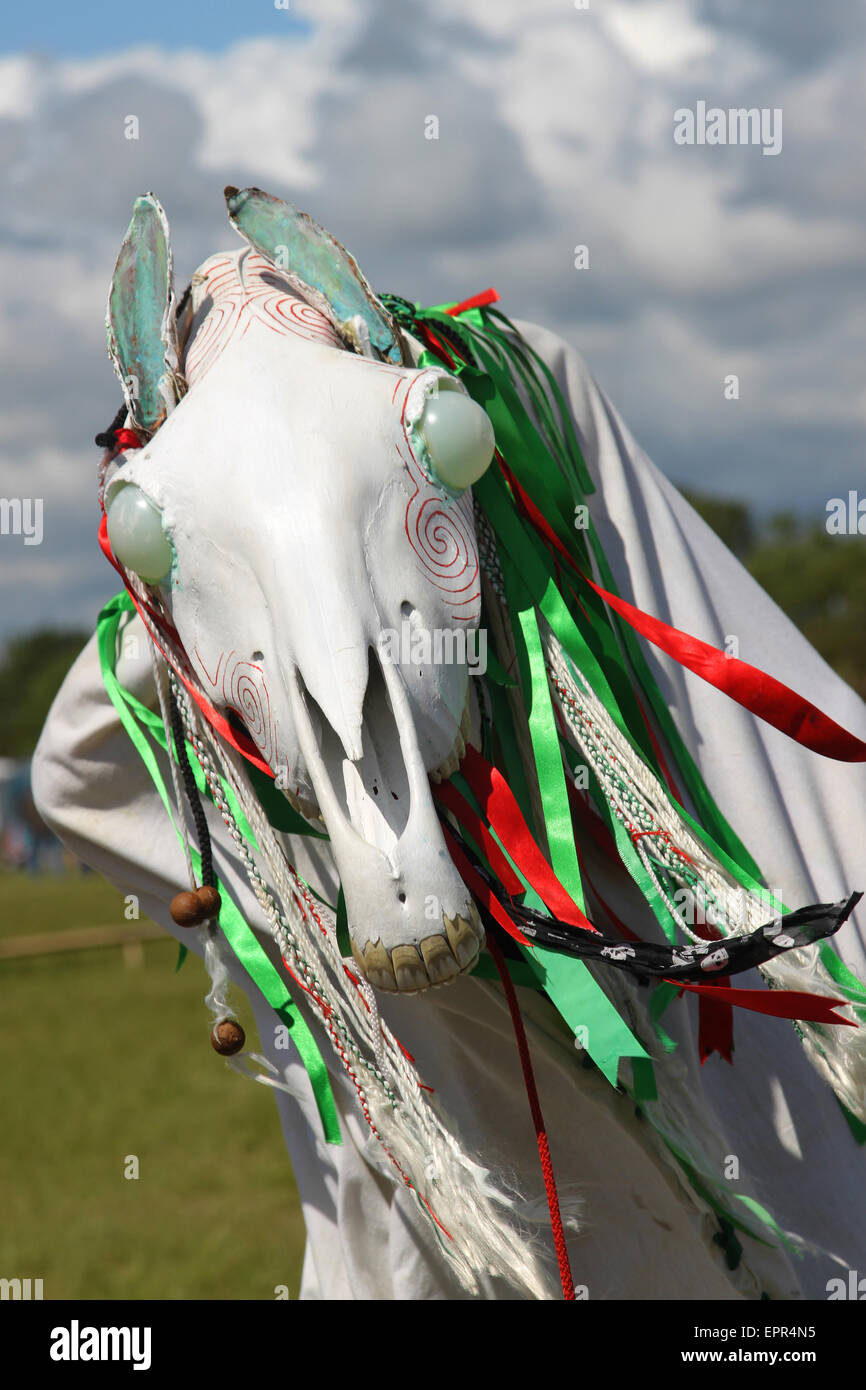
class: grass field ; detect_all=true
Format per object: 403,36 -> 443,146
0,869 -> 306,1299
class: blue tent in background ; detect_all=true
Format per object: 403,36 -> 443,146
0,757 -> 64,871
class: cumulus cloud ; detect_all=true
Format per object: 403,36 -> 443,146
0,0 -> 863,641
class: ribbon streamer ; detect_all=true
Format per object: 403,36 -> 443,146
503,460 -> 866,764
97,592 -> 342,1145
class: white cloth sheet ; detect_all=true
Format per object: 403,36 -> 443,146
32,319 -> 866,1300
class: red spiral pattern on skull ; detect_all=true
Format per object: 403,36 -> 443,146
222,656 -> 276,766
396,377 -> 481,622
261,293 -> 337,341
404,484 -> 480,620
184,296 -> 242,383
183,252 -> 341,386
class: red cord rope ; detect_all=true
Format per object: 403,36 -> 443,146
486,931 -> 575,1301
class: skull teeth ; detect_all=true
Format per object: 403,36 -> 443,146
431,738 -> 464,781
281,784 -> 325,825
430,686 -> 472,782
354,938 -> 397,991
419,934 -> 460,983
391,944 -> 429,992
444,912 -> 481,969
354,905 -> 483,994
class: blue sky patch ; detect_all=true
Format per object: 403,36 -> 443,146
3,1 -> 312,58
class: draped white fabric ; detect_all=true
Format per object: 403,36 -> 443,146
32,319 -> 865,1300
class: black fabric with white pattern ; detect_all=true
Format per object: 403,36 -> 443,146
492,883 -> 862,983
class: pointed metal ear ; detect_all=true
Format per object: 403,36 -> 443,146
224,186 -> 406,365
106,194 -> 183,435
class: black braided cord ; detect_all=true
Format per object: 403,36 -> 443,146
168,685 -> 214,889
95,403 -> 127,450
380,291 -> 478,365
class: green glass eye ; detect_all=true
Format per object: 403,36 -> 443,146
419,390 -> 495,491
106,483 -> 172,583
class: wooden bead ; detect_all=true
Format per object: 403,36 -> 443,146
170,891 -> 207,927
195,885 -> 221,918
211,1020 -> 245,1056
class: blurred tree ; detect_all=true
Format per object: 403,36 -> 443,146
0,630 -> 89,757
748,523 -> 866,702
683,491 -> 866,702
680,489 -> 755,560
2,490 -> 864,760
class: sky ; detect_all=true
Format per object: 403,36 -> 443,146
0,0 -> 864,643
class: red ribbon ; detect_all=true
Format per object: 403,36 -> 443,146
98,514 -> 275,779
454,745 -> 853,1036
441,824 -> 531,947
695,988 -> 734,1065
501,460 -> 866,763
114,428 -> 143,451
444,288 -> 500,317
460,744 -> 597,933
433,779 -> 525,897
667,979 -> 855,1028
98,429 -> 858,1039
414,322 -> 462,368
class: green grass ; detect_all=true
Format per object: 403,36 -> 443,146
0,865 -> 132,939
0,870 -> 306,1299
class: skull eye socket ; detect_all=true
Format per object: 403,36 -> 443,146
417,387 -> 495,493
106,482 -> 172,583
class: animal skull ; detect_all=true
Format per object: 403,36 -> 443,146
103,191 -> 498,993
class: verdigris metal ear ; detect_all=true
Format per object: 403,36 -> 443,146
106,193 -> 183,435
224,185 -> 406,365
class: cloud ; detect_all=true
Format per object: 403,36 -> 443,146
693,0 -> 866,72
0,0 -> 863,643
601,0 -> 718,73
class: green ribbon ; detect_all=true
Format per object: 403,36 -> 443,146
477,467 -> 654,768
526,946 -> 650,1087
648,982 -> 682,1053
499,551 -> 585,910
420,296 -> 866,1235
483,647 -> 517,688
838,1100 -> 866,1146
480,469 -> 682,942
451,304 -> 768,883
414,300 -> 846,1235
96,592 -> 341,1146
631,1056 -> 659,1103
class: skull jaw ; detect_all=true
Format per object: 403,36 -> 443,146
287,651 -> 484,994
342,838 -> 485,994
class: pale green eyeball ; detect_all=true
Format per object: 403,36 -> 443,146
419,389 -> 495,491
106,484 -> 172,583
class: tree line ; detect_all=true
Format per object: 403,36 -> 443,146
1,489 -> 864,758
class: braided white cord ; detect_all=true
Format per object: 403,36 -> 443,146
184,691 -> 524,1169
162,664 -> 551,1296
477,493 -> 764,937
176,684 -> 397,1085
127,585 -> 416,1102
543,622 -> 866,1118
544,625 -> 759,936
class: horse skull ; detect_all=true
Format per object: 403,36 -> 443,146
105,233 -> 494,993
